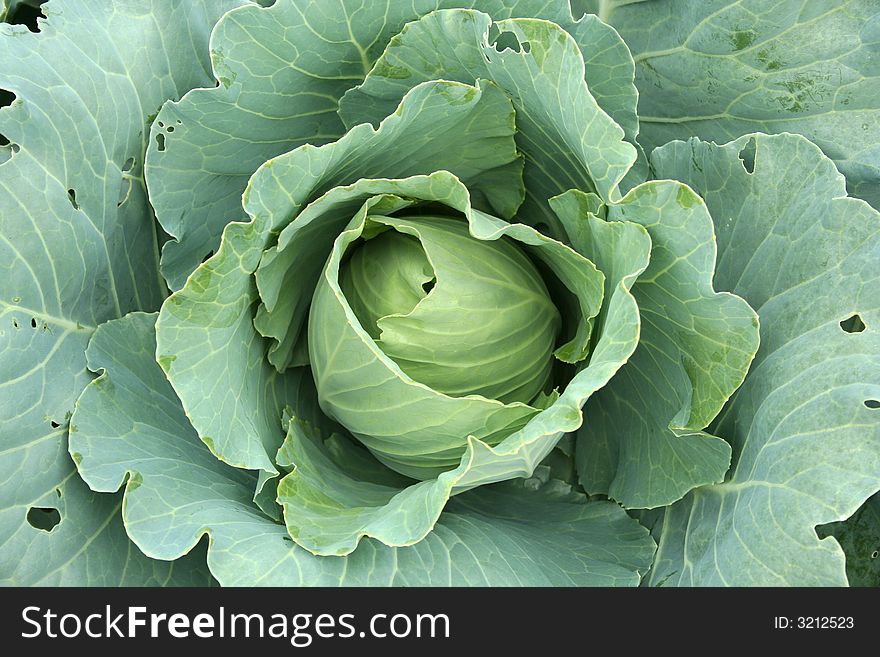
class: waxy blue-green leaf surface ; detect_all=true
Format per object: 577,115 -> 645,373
147,0 -> 581,289
646,133 -> 880,586
576,180 -> 760,509
587,0 -> 880,209
0,0 -> 245,585
7,0 -> 877,589
340,10 -> 637,234
147,0 -> 644,288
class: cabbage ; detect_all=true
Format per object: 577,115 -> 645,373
1,0 -> 877,587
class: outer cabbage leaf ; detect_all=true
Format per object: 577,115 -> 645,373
646,133 -> 880,586
71,313 -> 656,586
0,475 -> 213,586
588,0 -> 880,209
146,0 -> 642,289
575,180 -> 759,509
338,10 -> 637,234
148,0 -> 563,289
0,0 -> 244,585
